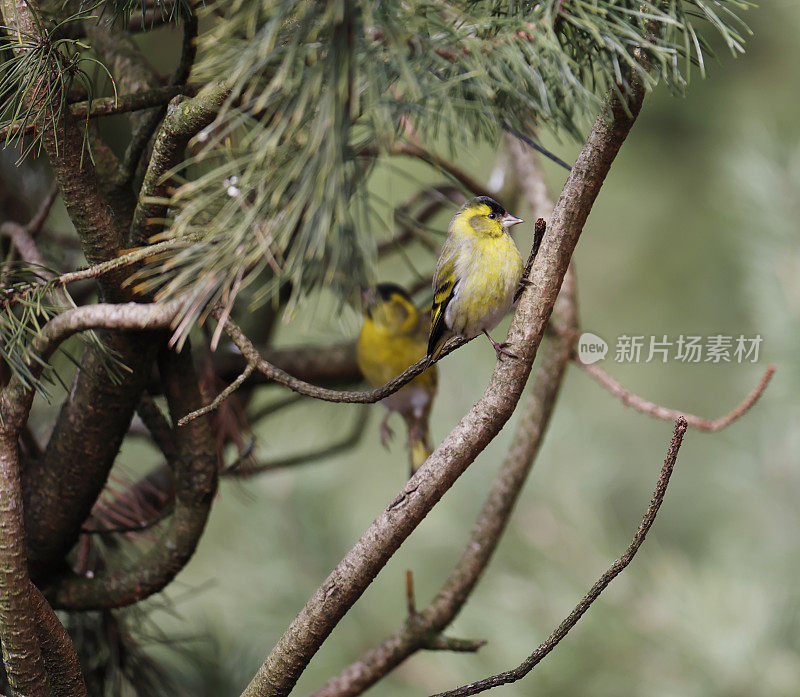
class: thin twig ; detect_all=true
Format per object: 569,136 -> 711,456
514,218 -> 546,303
178,362 -> 255,426
0,86 -> 186,140
574,359 -> 775,432
218,311 -> 467,405
500,120 -> 573,172
428,418 -> 688,697
405,570 -> 417,618
0,237 -> 190,306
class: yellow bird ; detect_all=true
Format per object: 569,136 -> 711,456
357,283 -> 438,474
428,196 -> 524,360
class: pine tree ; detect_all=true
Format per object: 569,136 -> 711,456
0,2 -> 757,696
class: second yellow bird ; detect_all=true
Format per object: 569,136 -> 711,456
357,284 -> 438,474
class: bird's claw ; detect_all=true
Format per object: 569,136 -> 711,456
483,330 -> 518,360
493,342 -> 518,360
379,419 -> 394,449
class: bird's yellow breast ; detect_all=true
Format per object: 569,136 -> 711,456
447,232 -> 523,337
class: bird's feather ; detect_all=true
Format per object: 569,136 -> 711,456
428,235 -> 461,357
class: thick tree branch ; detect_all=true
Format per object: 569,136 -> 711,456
428,418 -> 688,697
130,84 -> 229,245
28,584 -> 86,697
31,301 -> 182,365
574,358 -> 775,431
47,343 -> 218,610
0,399 -> 48,696
239,79 -> 646,697
22,301 -> 180,577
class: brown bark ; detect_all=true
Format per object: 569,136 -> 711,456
0,386 -> 47,696
29,584 -> 86,697
46,342 -> 218,610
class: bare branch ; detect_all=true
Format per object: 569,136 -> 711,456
178,362 -> 255,426
0,87 -> 186,141
136,395 -> 179,461
310,264 -> 578,697
218,311 -> 467,405
427,418 -> 688,697
0,221 -> 47,267
240,78 -> 647,697
130,84 -> 229,245
25,183 -> 59,237
32,301 -> 183,367
574,359 -> 775,432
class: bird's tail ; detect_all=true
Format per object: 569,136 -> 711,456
405,417 -> 434,476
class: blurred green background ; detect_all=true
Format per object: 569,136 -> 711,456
15,2 -> 800,695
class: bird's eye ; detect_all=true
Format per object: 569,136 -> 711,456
487,212 -> 496,220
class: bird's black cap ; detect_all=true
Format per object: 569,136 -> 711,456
473,196 -> 506,217
375,282 -> 411,302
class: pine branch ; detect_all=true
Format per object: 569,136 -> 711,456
0,86 -> 185,140
132,0 -> 750,337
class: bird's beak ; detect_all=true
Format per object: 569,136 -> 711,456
501,213 -> 524,229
